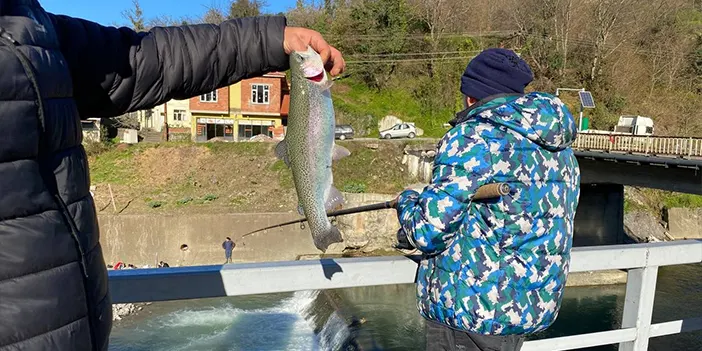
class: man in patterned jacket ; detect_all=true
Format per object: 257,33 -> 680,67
395,48 -> 581,351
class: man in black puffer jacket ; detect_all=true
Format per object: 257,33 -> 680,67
0,1 -> 345,350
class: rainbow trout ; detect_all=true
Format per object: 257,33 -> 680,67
275,47 -> 350,252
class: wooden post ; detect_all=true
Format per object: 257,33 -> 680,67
108,184 -> 117,212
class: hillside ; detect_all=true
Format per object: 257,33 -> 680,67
87,140 -> 419,215
331,80 -> 452,138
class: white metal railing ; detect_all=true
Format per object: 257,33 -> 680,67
573,134 -> 702,158
108,240 -> 702,351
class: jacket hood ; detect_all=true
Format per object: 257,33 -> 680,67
461,92 -> 577,151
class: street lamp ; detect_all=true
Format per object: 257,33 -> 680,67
555,88 -> 596,131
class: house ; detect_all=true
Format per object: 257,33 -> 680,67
152,99 -> 192,141
190,85 -> 237,142
237,72 -> 289,141
191,72 -> 290,142
137,109 -> 163,132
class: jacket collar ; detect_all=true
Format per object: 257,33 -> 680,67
448,93 -> 522,127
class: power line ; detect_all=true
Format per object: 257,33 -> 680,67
346,50 -> 483,58
346,55 -> 479,64
323,31 -> 516,40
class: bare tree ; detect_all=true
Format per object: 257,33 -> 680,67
408,0 -> 469,77
586,0 -> 640,83
122,0 -> 146,31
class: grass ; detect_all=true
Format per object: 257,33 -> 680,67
662,194 -> 702,209
87,139 -> 417,214
89,146 -> 140,185
332,80 -> 451,138
202,141 -> 270,156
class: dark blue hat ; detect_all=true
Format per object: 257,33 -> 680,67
460,48 -> 534,101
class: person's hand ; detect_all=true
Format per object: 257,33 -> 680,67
283,26 -> 345,76
395,228 -> 415,251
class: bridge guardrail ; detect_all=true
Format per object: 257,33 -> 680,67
573,134 -> 702,158
108,240 -> 702,351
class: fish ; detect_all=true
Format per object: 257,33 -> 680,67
275,46 -> 350,252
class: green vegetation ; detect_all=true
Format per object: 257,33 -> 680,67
147,200 -> 164,208
341,181 -> 368,194
332,80 -> 450,138
88,140 -> 417,214
625,187 -> 702,217
662,194 -> 702,209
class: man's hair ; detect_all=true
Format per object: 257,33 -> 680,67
226,237 -> 231,240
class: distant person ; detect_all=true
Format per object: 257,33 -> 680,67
394,48 -> 581,351
222,237 -> 236,264
0,1 -> 345,349
158,261 -> 170,268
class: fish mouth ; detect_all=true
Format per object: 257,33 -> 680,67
307,71 -> 325,82
303,67 -> 325,82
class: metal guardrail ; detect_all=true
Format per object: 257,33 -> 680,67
573,134 -> 702,158
109,240 -> 702,351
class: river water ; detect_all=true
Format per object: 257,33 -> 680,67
109,264 -> 702,351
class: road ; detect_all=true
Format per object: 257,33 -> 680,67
339,137 -> 439,142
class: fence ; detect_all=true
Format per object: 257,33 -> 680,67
109,240 -> 702,351
573,134 -> 702,158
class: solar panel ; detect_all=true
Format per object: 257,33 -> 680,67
579,91 -> 596,109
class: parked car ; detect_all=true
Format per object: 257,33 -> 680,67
379,123 -> 417,139
335,124 -> 355,140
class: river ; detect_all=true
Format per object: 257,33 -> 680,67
109,263 -> 702,351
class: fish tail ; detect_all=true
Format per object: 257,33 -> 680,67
312,226 -> 343,253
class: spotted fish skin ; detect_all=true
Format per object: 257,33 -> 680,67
275,47 -> 349,252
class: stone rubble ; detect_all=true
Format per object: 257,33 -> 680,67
112,302 -> 151,321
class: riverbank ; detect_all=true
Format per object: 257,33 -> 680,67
113,302 -> 150,321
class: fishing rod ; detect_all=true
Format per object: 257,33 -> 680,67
241,183 -> 511,238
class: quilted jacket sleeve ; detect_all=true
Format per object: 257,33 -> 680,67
48,14 -> 289,117
397,126 -> 494,255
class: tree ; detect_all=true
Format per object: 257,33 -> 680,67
122,0 -> 146,31
408,0 -> 469,77
202,6 -> 227,24
229,0 -> 265,18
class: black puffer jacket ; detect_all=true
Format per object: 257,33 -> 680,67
0,1 -> 288,350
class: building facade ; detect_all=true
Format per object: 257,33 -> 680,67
191,72 -> 290,142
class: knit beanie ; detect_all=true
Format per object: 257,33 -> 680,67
460,48 -> 534,101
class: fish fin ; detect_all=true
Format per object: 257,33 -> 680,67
325,186 -> 345,212
312,226 -> 344,252
331,144 -> 351,161
297,203 -> 305,216
275,140 -> 290,166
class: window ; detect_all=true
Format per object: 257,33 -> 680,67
251,84 -> 270,104
173,109 -> 186,121
238,125 -> 272,139
200,90 -> 218,102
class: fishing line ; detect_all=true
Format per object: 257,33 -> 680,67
241,183 -> 511,239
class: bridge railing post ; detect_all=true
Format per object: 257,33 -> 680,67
618,265 -> 658,351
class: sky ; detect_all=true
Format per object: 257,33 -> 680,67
41,0 -> 298,27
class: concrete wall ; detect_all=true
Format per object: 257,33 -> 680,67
99,213 -> 320,267
666,208 -> 702,239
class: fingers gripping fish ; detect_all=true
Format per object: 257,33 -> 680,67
275,46 -> 350,252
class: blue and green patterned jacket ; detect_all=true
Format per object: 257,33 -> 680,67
397,92 -> 581,336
